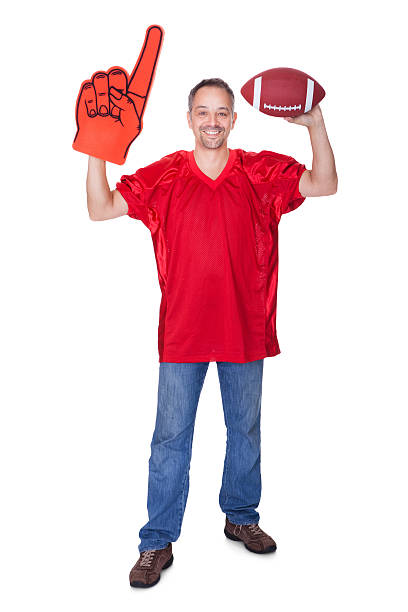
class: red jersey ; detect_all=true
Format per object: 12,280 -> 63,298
116,148 -> 306,363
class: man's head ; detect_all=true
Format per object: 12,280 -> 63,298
187,78 -> 237,150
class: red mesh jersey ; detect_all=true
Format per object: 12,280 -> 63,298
116,148 -> 306,363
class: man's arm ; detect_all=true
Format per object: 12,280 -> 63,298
285,105 -> 338,197
86,156 -> 128,221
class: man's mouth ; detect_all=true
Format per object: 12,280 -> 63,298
201,129 -> 222,136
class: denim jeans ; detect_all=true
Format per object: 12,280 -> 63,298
138,359 -> 264,552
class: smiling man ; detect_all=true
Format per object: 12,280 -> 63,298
86,77 -> 337,588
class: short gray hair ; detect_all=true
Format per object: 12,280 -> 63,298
188,78 -> 235,115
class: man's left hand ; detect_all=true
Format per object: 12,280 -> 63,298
284,104 -> 323,128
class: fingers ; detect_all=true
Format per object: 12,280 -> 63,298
75,25 -> 163,125
76,68 -> 130,120
127,25 -> 164,117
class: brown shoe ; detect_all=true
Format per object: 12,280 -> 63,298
224,517 -> 277,554
129,543 -> 174,588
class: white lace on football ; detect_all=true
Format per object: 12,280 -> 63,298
264,104 -> 302,112
140,549 -> 156,567
248,523 -> 263,536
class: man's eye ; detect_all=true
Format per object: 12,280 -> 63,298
219,113 -> 227,117
199,111 -> 206,115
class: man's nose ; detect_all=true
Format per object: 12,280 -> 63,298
207,112 -> 220,125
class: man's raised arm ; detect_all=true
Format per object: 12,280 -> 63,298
86,156 -> 128,221
285,105 -> 338,198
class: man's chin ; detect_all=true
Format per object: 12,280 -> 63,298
200,135 -> 225,149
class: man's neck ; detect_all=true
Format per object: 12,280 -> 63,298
193,144 -> 230,173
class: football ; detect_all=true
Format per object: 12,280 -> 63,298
240,67 -> 325,117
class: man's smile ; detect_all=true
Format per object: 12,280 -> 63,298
201,129 -> 223,137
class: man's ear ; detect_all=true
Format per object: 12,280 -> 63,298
187,110 -> 192,129
231,112 -> 237,129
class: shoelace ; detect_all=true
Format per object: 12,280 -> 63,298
247,523 -> 264,536
139,549 -> 157,567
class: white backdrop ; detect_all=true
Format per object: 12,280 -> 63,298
1,0 -> 407,609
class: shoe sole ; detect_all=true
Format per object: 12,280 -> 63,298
224,528 -> 277,554
130,554 -> 174,588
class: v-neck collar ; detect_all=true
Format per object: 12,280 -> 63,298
188,148 -> 236,190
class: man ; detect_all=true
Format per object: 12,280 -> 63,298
86,78 -> 337,588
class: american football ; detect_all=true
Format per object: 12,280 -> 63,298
240,67 -> 325,117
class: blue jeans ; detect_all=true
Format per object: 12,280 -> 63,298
138,359 -> 264,552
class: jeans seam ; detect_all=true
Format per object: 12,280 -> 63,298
222,424 -> 231,508
176,425 -> 194,535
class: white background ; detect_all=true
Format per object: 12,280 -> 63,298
1,0 -> 407,609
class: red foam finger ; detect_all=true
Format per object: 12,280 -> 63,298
72,25 -> 164,164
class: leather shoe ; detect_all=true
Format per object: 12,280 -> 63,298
224,517 -> 277,553
129,543 -> 174,588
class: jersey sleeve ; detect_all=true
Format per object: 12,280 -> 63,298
242,150 -> 306,221
274,155 -> 307,217
116,170 -> 150,228
116,151 -> 185,230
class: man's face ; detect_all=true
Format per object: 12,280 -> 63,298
187,86 -> 237,150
